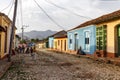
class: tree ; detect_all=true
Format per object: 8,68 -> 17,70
31,38 -> 40,43
36,38 -> 39,42
31,38 -> 36,42
20,39 -> 26,44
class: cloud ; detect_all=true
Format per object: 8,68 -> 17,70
0,0 -> 120,33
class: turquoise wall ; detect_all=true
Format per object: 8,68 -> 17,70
67,25 -> 96,54
48,37 -> 54,48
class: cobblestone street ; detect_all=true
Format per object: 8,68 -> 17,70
1,49 -> 120,80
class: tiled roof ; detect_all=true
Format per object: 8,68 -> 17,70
0,12 -> 17,29
69,9 -> 120,31
0,12 -> 12,22
53,30 -> 67,38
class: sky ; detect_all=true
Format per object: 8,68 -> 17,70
0,0 -> 120,33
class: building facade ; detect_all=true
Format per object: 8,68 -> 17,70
94,10 -> 120,58
53,37 -> 68,52
49,30 -> 68,52
81,10 -> 120,58
67,25 -> 96,55
15,35 -> 20,48
0,13 -> 12,59
48,37 -> 54,49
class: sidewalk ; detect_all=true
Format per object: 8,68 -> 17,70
76,54 -> 120,66
47,49 -> 120,66
0,58 -> 12,78
0,52 -> 27,79
0,54 -> 18,79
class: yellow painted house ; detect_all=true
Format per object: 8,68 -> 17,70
0,13 -> 15,59
37,41 -> 45,49
86,10 -> 120,58
53,30 -> 68,52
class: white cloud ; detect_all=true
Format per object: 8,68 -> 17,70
0,0 -> 120,33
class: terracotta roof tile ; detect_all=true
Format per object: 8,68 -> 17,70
69,9 -> 120,31
53,30 -> 67,38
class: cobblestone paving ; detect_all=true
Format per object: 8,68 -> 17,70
1,49 -> 120,80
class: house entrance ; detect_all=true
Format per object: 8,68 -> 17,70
117,26 -> 120,56
74,34 -> 78,51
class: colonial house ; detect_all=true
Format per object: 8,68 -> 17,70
0,13 -> 16,59
36,39 -> 49,50
91,10 -> 120,58
48,10 -> 120,58
53,30 -> 68,52
15,35 -> 20,48
67,25 -> 96,55
36,41 -> 45,49
48,36 -> 54,49
0,13 -> 11,59
74,9 -> 120,58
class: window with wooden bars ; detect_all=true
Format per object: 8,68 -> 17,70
96,25 -> 107,50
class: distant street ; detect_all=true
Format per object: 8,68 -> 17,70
1,49 -> 120,80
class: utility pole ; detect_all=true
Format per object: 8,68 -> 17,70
21,25 -> 29,41
8,0 -> 18,62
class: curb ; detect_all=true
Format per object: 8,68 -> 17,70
47,50 -> 120,67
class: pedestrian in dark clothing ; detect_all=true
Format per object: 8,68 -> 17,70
18,46 -> 22,53
77,46 -> 86,55
30,47 -> 33,53
22,45 -> 25,53
12,49 -> 15,55
31,46 -> 37,61
25,47 -> 29,54
15,47 -> 18,53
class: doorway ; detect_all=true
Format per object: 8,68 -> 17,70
117,25 -> 120,56
64,40 -> 66,51
74,34 -> 78,51
61,40 -> 62,51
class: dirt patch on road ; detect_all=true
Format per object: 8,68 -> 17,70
73,72 -> 95,79
58,62 -> 73,66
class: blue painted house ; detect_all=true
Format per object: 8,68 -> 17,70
48,36 -> 54,49
67,25 -> 96,54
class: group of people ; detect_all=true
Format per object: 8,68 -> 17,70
15,45 -> 37,60
15,45 -> 35,54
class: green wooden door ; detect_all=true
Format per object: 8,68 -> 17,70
117,26 -> 120,56
96,25 -> 107,51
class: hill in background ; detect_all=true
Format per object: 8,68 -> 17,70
17,30 -> 57,40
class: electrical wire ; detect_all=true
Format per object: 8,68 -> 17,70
0,0 -> 13,12
8,1 -> 14,16
33,0 -> 66,30
45,0 -> 92,19
19,0 -> 23,26
16,0 -> 22,33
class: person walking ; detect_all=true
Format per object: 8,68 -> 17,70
30,47 -> 33,53
22,45 -> 25,53
31,46 -> 37,61
18,46 -> 22,53
25,47 -> 29,54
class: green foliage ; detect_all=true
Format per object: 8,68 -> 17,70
31,38 -> 39,43
20,40 -> 26,44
